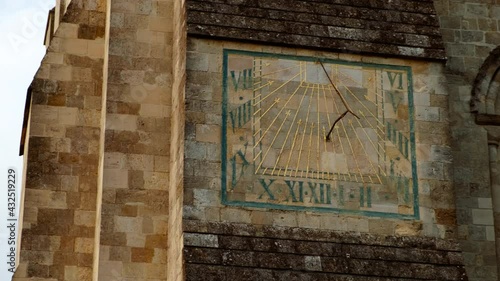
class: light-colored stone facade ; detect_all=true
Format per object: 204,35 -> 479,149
434,1 -> 500,280
14,0 -> 186,280
12,0 -> 500,280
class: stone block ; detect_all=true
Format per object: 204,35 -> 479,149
126,233 -> 146,248
126,154 -> 154,171
465,3 -> 489,18
152,248 -> 168,264
478,198 -> 492,209
221,208 -> 251,224
87,39 -> 105,59
123,262 -> 146,278
75,238 -> 94,254
395,221 -> 422,236
109,246 -> 131,262
184,233 -> 219,248
187,52 -> 209,72
115,216 -> 143,233
97,261 -> 123,278
435,208 -> 456,225
320,216 -> 347,231
143,171 -> 169,190
415,106 -> 440,121
304,256 -> 322,271
154,155 -> 169,172
368,219 -> 395,235
478,19 -> 497,31
486,226 -> 495,241
193,189 -> 219,207
448,43 -> 477,57
45,52 -> 65,65
72,67 -> 93,82
297,213 -> 320,229
61,39 -> 89,56
472,209 -> 494,225
25,189 -> 67,209
75,210 -> 96,227
196,124 -> 221,143
103,169 -> 128,189
418,161 -> 445,180
58,107 -> 79,126
485,31 -> 500,45
346,218 -> 369,232
50,64 -> 73,81
413,92 -> 431,106
149,16 -> 173,32
57,23 -> 79,38
139,104 -> 170,117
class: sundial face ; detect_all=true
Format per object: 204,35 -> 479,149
221,50 -> 418,219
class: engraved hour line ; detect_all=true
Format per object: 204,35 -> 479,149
323,83 -> 351,182
252,79 -> 305,157
252,71 -> 303,106
328,81 -> 360,182
284,119 -> 303,177
272,83 -> 310,176
319,61 -> 359,120
334,66 -> 386,181
253,58 -> 263,170
257,82 -> 300,175
336,70 -> 385,101
346,120 -> 376,184
306,121 -> 315,178
335,70 -> 388,159
354,110 -> 388,166
282,86 -> 310,177
258,111 -> 292,174
327,82 -> 382,183
331,66 -> 351,182
316,83 -> 321,180
332,77 -> 386,137
301,61 -> 306,82
339,67 -> 386,179
321,84 -> 335,181
328,82 -> 385,137
253,97 -> 281,122
253,80 -> 274,92
306,84 -> 320,178
332,76 -> 385,128
295,83 -> 315,178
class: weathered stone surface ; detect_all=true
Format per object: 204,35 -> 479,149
186,0 -> 446,59
184,221 -> 468,280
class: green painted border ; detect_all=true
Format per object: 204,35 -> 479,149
221,49 -> 419,220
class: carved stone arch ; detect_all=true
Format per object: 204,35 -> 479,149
471,46 -> 500,118
469,46 -> 500,280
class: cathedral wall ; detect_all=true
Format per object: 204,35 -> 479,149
182,37 -> 466,279
97,0 -> 178,280
13,0 -> 107,280
14,0 -> 186,280
434,1 -> 500,280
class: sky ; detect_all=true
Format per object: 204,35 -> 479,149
0,0 -> 54,278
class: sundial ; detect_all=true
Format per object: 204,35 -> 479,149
221,49 -> 418,219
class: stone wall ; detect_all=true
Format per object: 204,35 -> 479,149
184,221 -> 468,280
97,0 -> 180,280
14,0 -> 187,280
433,1 -> 500,280
14,0 -> 107,280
